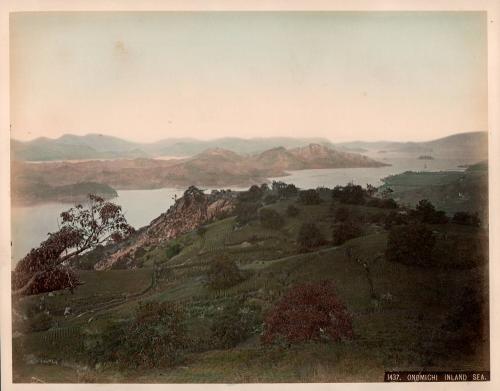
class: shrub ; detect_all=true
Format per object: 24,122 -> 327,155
262,280 -> 353,345
259,208 -> 284,230
432,234 -> 486,269
207,256 -> 243,290
263,194 -> 279,205
332,221 -> 363,245
87,301 -> 187,369
238,185 -> 264,202
298,189 -> 322,205
334,206 -> 350,222
286,205 -> 300,217
384,211 -> 408,229
197,226 -> 207,237
386,223 -> 436,266
452,211 -> 481,227
331,183 -> 365,205
412,199 -> 449,224
165,241 -> 182,259
297,223 -> 325,251
234,202 -> 260,225
210,299 -> 262,349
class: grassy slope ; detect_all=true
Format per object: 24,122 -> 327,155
13,194 -> 489,383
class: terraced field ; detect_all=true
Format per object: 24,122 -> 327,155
12,191 -> 489,383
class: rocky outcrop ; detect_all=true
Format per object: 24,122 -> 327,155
94,186 -> 236,270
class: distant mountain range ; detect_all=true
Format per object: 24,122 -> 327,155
11,134 -> 335,161
337,131 -> 488,160
12,144 -> 387,205
11,131 -> 488,162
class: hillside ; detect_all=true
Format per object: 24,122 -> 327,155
12,183 -> 489,382
11,145 -> 386,204
11,180 -> 117,205
337,131 -> 488,160
380,161 -> 488,221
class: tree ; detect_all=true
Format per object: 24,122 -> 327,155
262,280 -> 353,345
412,199 -> 448,224
452,211 -> 481,227
334,206 -> 350,222
259,208 -> 284,230
88,301 -> 187,369
234,201 -> 260,225
12,194 -> 134,297
331,183 -> 365,205
298,189 -> 322,205
332,221 -> 363,245
286,205 -> 300,217
207,256 -> 243,290
386,223 -> 436,266
238,185 -> 263,202
297,223 -> 325,251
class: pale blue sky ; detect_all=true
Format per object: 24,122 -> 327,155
10,12 -> 487,142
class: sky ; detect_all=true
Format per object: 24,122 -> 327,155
10,11 -> 487,143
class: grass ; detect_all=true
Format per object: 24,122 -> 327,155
12,191 -> 489,383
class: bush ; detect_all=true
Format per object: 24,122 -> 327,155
262,280 -> 353,345
386,223 -> 436,266
412,199 -> 449,224
384,211 -> 408,229
165,241 -> 182,259
263,194 -> 279,205
297,223 -> 325,251
298,189 -> 322,205
210,299 -> 262,349
286,205 -> 300,217
207,256 -> 243,290
197,226 -> 207,237
432,234 -> 486,269
367,198 -> 398,209
234,202 -> 260,225
272,181 -> 298,199
332,221 -> 363,245
331,183 -> 366,205
334,206 -> 350,222
259,208 -> 284,230
87,301 -> 187,369
452,211 -> 481,227
238,185 -> 264,202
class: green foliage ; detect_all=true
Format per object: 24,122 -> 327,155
263,194 -> 279,205
234,202 -> 260,225
238,185 -> 264,202
166,241 -> 182,259
297,223 -> 325,251
286,205 -> 300,217
412,199 -> 449,224
86,301 -> 187,369
332,221 -> 363,246
210,299 -> 262,349
259,208 -> 284,230
334,206 -> 350,222
197,226 -> 208,237
386,223 -> 436,266
207,256 -> 244,290
298,189 -> 322,205
272,181 -> 298,199
331,183 -> 366,205
452,211 -> 481,227
432,234 -> 486,269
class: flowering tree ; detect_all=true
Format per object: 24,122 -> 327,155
12,194 -> 135,297
262,280 -> 353,345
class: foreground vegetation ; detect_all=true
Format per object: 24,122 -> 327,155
12,180 -> 489,383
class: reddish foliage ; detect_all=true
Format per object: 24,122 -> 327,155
261,280 -> 353,345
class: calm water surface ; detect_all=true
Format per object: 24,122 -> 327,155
11,157 -> 472,264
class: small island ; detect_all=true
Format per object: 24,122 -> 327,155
418,155 -> 434,160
